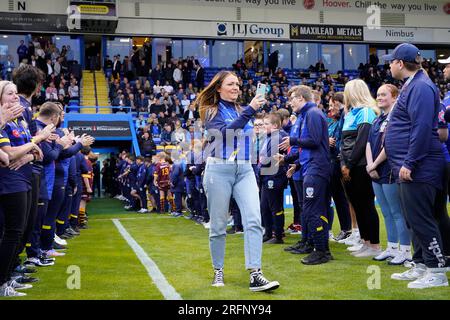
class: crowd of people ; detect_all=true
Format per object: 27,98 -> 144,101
100,43 -> 450,291
0,39 -> 82,113
0,64 -> 95,297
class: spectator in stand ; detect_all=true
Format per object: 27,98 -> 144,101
66,45 -> 74,63
195,61 -> 205,91
87,42 -> 99,72
45,82 -> 58,101
139,131 -> 156,157
137,59 -> 149,85
151,64 -> 162,85
173,63 -> 183,87
160,123 -> 174,146
112,55 -> 122,80
68,79 -> 79,100
136,92 -> 149,113
163,80 -> 174,94
183,103 -> 199,122
17,40 -> 28,65
163,62 -> 174,85
4,56 -> 15,81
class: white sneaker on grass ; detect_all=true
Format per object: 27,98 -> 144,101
389,249 -> 412,265
212,268 -> 224,287
391,263 -> 426,281
347,240 -> 364,252
342,232 -> 361,246
54,234 -> 67,246
7,279 -> 32,290
43,249 -> 66,257
354,247 -> 382,258
0,283 -> 26,297
373,248 -> 397,261
350,244 -> 368,256
203,221 -> 211,229
407,270 -> 448,289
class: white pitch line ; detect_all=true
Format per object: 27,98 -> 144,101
112,219 -> 182,300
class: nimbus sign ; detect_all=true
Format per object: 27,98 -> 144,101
216,22 -> 287,39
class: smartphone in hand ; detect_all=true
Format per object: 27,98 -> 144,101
256,83 -> 267,99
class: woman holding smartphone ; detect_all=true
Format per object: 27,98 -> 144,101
197,71 -> 279,292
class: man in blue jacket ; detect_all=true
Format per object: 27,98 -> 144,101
279,85 -> 331,265
383,43 -> 449,289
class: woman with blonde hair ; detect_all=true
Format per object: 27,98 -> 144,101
366,84 -> 411,265
197,70 -> 279,292
340,79 -> 381,258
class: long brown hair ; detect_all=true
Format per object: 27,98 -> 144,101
196,70 -> 241,122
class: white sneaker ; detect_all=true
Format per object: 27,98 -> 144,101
373,248 -> 397,261
203,221 -> 211,229
354,247 -> 382,258
54,235 -> 67,246
350,244 -> 369,255
389,250 -> 412,265
7,279 -> 32,290
0,283 -> 26,297
124,205 -> 132,210
407,270 -> 449,289
138,208 -> 148,213
43,249 -> 66,257
391,263 -> 426,281
342,232 -> 361,246
347,240 -> 364,252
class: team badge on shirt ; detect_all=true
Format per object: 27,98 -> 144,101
267,180 -> 274,189
306,187 -> 314,198
12,130 -> 20,138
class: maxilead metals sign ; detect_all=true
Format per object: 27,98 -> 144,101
68,121 -> 131,138
290,24 -> 364,41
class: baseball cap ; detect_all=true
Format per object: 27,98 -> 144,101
438,56 -> 450,64
382,43 -> 421,63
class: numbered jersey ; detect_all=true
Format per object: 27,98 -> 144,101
154,162 -> 171,189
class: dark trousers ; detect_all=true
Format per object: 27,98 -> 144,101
343,166 -> 380,244
13,173 -> 40,269
139,188 -> 148,209
329,160 -> 351,232
69,185 -> 83,228
434,162 -> 450,256
27,199 -> 48,258
399,182 -> 447,268
41,186 -> 66,251
173,192 -> 183,213
0,191 -> 31,285
288,178 -> 301,225
186,179 -> 200,215
293,179 -> 307,242
230,197 -> 243,230
199,187 -> 209,221
57,188 -> 73,236
303,175 -> 329,251
261,184 -> 285,239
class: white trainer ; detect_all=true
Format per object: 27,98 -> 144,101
347,240 -> 364,252
407,270 -> 449,289
350,244 -> 369,256
391,263 -> 426,281
203,221 -> 211,229
0,283 -> 26,297
342,232 -> 361,246
354,247 -> 382,258
54,234 -> 67,246
373,248 -> 397,261
389,249 -> 412,265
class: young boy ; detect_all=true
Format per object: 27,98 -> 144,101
170,152 -> 186,217
153,152 -> 175,214
259,113 -> 289,244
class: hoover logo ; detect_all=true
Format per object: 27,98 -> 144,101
303,0 -> 315,9
217,22 -> 286,39
217,23 -> 227,36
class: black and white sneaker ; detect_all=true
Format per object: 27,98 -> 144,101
249,270 -> 279,292
211,268 -> 224,287
24,257 -> 54,267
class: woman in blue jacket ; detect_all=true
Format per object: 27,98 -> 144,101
197,71 -> 279,292
340,79 -> 381,258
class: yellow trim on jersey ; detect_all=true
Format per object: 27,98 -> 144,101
70,214 -> 78,218
42,225 -> 51,230
320,216 -> 329,224
25,243 -> 31,247
0,138 -> 10,144
275,211 -> 284,216
316,226 -> 323,232
82,174 -> 91,178
56,219 -> 65,225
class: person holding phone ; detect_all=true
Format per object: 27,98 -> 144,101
197,71 -> 279,292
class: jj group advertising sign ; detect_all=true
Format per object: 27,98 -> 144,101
216,22 -> 289,39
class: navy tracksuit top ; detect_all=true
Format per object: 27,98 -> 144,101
291,102 -> 330,180
385,70 -> 444,188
